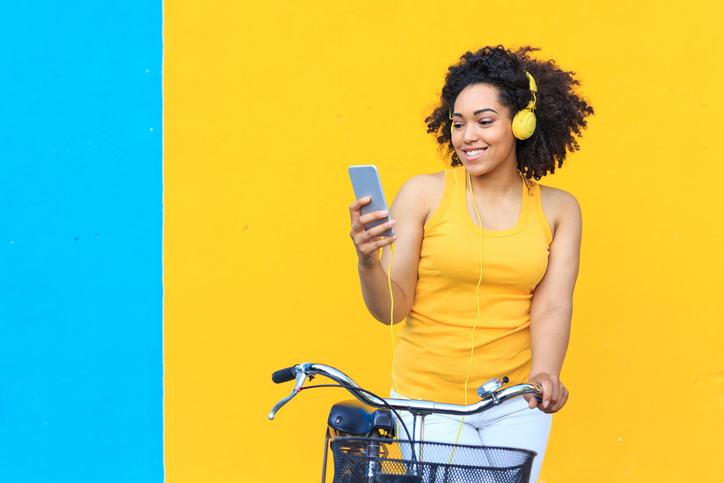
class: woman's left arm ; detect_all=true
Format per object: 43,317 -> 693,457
524,188 -> 582,413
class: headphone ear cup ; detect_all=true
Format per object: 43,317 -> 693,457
512,109 -> 537,140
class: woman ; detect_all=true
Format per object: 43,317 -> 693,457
348,45 -> 593,481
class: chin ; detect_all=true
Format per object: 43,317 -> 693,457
463,162 -> 496,177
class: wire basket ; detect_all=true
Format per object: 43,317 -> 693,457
331,437 -> 536,483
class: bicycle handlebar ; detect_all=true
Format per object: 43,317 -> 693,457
271,366 -> 296,384
268,362 -> 542,421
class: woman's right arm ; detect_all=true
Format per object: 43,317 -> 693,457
349,174 -> 440,325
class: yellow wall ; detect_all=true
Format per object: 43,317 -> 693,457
164,1 -> 724,481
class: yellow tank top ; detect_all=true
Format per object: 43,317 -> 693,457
393,167 -> 553,404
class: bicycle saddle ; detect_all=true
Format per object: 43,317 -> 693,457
327,400 -> 394,436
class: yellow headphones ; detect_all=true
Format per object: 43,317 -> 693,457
511,72 -> 537,140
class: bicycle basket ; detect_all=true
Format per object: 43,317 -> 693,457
331,437 -> 536,483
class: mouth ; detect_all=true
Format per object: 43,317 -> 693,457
462,147 -> 487,161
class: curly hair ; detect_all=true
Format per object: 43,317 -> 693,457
425,46 -> 594,180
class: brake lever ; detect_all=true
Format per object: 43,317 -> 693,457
268,368 -> 307,420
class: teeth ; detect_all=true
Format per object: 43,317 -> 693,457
466,149 -> 485,156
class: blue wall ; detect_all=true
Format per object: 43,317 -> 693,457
0,2 -> 163,481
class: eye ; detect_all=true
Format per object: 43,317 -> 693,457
452,122 -> 463,130
478,120 -> 493,126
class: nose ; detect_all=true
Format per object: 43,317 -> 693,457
462,124 -> 479,144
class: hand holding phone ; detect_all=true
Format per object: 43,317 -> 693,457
348,165 -> 394,237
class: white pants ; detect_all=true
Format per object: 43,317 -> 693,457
391,389 -> 552,483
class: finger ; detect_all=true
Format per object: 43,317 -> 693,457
365,219 -> 396,238
352,220 -> 394,245
553,387 -> 569,412
375,235 -> 398,248
549,380 -> 560,408
349,197 -> 371,211
541,379 -> 553,409
351,214 -> 384,238
351,211 -> 389,236
348,198 -> 371,224
523,393 -> 538,410
356,235 -> 397,255
545,392 -> 563,413
357,210 -> 390,227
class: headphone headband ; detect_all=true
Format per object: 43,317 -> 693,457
525,71 -> 537,94
524,72 -> 537,110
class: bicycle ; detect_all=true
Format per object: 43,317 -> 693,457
268,362 -> 544,483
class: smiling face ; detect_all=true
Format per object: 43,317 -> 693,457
451,83 -> 518,177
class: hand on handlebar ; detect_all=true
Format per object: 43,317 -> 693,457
524,373 -> 568,413
349,198 -> 397,269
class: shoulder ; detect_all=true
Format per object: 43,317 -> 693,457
399,170 -> 445,193
392,171 -> 446,223
394,171 -> 446,204
539,185 -> 580,215
538,184 -> 581,238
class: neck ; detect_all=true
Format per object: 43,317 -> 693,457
467,160 -> 522,196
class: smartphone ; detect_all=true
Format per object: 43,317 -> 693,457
348,165 -> 394,237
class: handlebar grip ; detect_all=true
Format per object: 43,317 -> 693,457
272,366 -> 297,384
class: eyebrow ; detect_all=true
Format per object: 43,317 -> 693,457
452,108 -> 499,117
